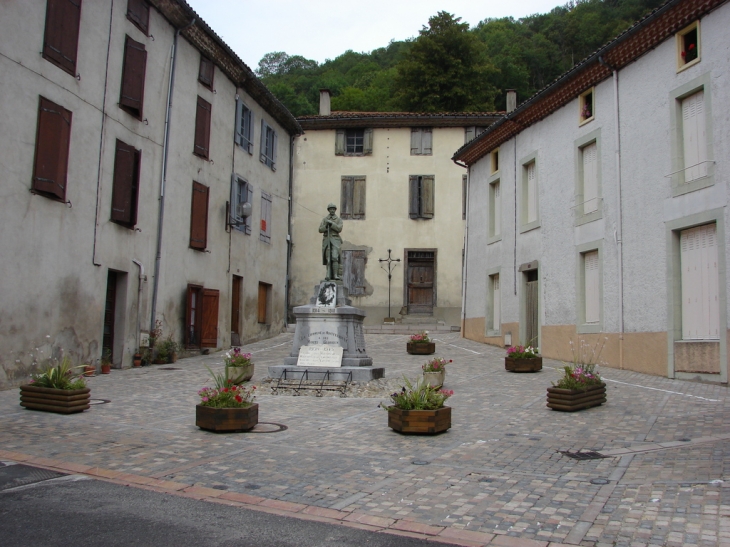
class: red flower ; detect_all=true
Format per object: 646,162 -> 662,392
223,388 -> 228,393
689,43 -> 695,50
235,395 -> 242,403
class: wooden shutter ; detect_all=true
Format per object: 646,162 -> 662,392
584,251 -> 599,323
493,181 -> 501,236
526,162 -> 537,223
234,99 -> 243,146
260,192 -> 272,243
462,175 -> 467,220
421,175 -> 435,219
363,128 -> 373,155
582,142 -> 598,214
410,128 -> 421,155
198,57 -> 214,89
32,97 -> 72,200
352,176 -> 366,219
271,130 -> 278,171
682,90 -> 707,182
110,139 -> 140,226
257,283 -> 269,323
231,276 -> 242,336
126,0 -> 149,35
335,129 -> 345,155
43,0 -> 82,75
260,119 -> 267,163
189,181 -> 209,249
422,128 -> 432,155
340,176 -> 353,218
681,224 -> 719,339
193,96 -> 211,158
119,35 -> 147,118
200,289 -> 219,348
343,250 -> 367,296
492,275 -> 500,331
237,103 -> 253,153
408,175 -> 419,218
244,183 -> 253,235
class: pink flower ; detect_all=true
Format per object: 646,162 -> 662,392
202,397 -> 208,402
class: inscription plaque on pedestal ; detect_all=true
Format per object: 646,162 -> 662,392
297,345 -> 343,368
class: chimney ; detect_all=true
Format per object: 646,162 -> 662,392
319,89 -> 331,116
506,90 -> 517,113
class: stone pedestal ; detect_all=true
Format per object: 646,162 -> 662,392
268,283 -> 384,382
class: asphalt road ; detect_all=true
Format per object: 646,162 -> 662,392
0,462 -> 450,547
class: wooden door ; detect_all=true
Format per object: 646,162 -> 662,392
407,251 -> 435,315
103,271 -> 117,358
231,276 -> 242,337
525,270 -> 539,347
201,289 -> 219,348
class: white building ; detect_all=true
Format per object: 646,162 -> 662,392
456,0 -> 730,381
0,0 -> 300,388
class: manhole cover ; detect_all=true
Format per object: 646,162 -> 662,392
0,464 -> 66,491
412,460 -> 429,465
244,484 -> 262,490
247,422 -> 288,434
591,478 -> 610,485
560,450 -> 610,460
89,399 -> 111,405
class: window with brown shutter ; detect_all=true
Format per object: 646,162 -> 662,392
342,250 -> 367,296
32,96 -> 73,202
258,282 -> 271,324
198,57 -> 214,90
189,181 -> 209,250
110,139 -> 140,228
42,0 -> 82,76
126,0 -> 149,35
408,175 -> 435,219
340,176 -> 366,219
119,35 -> 147,119
194,96 -> 212,159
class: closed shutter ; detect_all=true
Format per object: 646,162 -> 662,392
582,142 -> 598,214
462,174 -> 467,220
33,97 -> 72,201
119,35 -> 147,118
193,96 -> 211,158
43,0 -> 82,75
340,176 -> 353,218
682,90 -> 707,182
526,162 -> 537,223
245,183 -> 253,235
260,192 -> 272,243
493,181 -> 501,236
271,130 -> 278,171
681,224 -> 719,339
584,251 -> 599,323
343,250 -> 367,295
234,99 -> 243,146
410,128 -> 421,155
110,139 -> 140,226
363,128 -> 373,155
126,0 -> 149,35
408,175 -> 419,218
335,129 -> 345,155
492,275 -> 500,331
422,128 -> 432,155
198,57 -> 214,89
200,289 -> 219,348
260,119 -> 267,163
421,175 -> 435,219
245,108 -> 254,154
352,176 -> 366,219
257,283 -> 269,323
189,181 -> 209,249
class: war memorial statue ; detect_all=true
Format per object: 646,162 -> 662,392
319,203 -> 343,281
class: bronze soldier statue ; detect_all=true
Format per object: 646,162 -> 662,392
319,203 -> 343,281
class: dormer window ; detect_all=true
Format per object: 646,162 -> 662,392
677,22 -> 700,71
579,88 -> 594,125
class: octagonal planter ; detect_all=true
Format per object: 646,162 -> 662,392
546,383 -> 606,412
407,342 -> 435,355
387,406 -> 451,435
505,356 -> 542,372
19,385 -> 91,414
196,403 -> 258,432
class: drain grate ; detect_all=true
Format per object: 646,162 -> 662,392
0,464 -> 67,491
560,450 -> 610,460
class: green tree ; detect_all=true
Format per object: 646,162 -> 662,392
394,11 -> 497,112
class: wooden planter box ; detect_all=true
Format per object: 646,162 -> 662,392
505,356 -> 542,372
407,342 -> 435,355
546,382 -> 606,412
387,406 -> 451,434
196,403 -> 258,433
226,364 -> 254,385
19,385 -> 91,414
423,370 -> 445,388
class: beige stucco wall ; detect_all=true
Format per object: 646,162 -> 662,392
291,126 -> 467,326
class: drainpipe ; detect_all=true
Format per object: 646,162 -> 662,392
149,18 -> 195,332
132,260 -> 145,351
600,56 -> 624,370
285,135 -> 295,326
460,165 -> 470,336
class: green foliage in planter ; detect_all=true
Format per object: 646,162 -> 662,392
382,376 -> 453,411
31,356 -> 86,390
197,365 -> 257,408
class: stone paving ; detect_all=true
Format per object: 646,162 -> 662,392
1,332 -> 729,547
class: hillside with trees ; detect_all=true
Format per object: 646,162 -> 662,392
257,0 -> 665,115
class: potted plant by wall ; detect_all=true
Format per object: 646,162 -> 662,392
382,376 -> 453,435
547,363 -> 605,411
148,319 -> 163,350
196,366 -> 258,433
82,362 -> 96,377
19,356 -> 90,414
224,348 -> 254,385
422,357 -> 451,388
101,348 -> 112,374
406,331 -> 435,355
133,351 -> 143,367
505,344 -> 542,372
155,336 -> 179,364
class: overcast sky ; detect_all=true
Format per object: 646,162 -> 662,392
185,0 -> 562,71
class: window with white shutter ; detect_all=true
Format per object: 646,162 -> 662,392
235,98 -> 254,154
260,120 -> 277,170
260,192 -> 272,243
582,142 -> 598,214
525,161 -> 537,224
492,274 -> 501,332
680,224 -> 719,340
584,250 -> 599,324
230,174 -> 252,234
410,128 -> 432,155
489,180 -> 501,238
681,90 -> 707,182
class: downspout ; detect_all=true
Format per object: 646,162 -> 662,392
132,260 -> 145,352
149,18 -> 195,332
600,56 -> 624,370
460,165 -> 470,336
91,0 -> 115,266
285,135 -> 295,326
